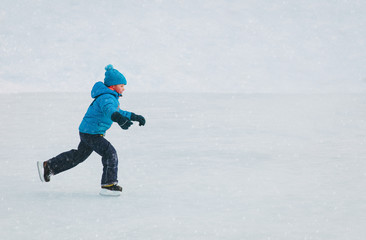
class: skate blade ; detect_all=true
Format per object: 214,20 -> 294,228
37,161 -> 45,182
99,188 -> 121,197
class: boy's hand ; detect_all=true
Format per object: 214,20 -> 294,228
130,113 -> 146,126
111,112 -> 133,130
120,120 -> 133,130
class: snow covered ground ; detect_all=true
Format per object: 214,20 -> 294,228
1,0 -> 366,239
0,92 -> 365,239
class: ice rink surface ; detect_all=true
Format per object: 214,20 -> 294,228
1,92 -> 365,239
1,0 -> 366,238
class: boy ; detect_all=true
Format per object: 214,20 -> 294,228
37,64 -> 145,196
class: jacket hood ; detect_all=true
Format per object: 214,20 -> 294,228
91,81 -> 120,99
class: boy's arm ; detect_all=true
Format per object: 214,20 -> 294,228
118,108 -> 132,119
100,96 -> 145,128
114,111 -> 145,127
111,112 -> 132,130
100,96 -> 131,120
99,97 -> 133,130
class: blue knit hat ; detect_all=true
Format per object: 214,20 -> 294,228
104,64 -> 127,86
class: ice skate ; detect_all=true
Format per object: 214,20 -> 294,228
37,161 -> 51,182
99,184 -> 122,196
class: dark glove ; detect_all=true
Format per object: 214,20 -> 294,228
130,113 -> 146,126
111,112 -> 133,130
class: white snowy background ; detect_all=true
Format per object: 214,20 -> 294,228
1,0 -> 366,239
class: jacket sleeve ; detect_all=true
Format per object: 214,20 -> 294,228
118,108 -> 132,119
99,95 -> 131,120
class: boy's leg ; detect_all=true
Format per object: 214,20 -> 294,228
100,143 -> 118,186
79,133 -> 118,186
47,139 -> 94,175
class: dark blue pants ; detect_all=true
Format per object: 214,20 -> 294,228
47,132 -> 118,185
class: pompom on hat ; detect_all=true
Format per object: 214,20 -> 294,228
104,64 -> 127,87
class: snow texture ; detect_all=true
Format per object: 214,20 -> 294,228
1,93 -> 366,239
0,0 -> 366,94
1,0 -> 366,239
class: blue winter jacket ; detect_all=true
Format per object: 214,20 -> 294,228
79,82 -> 131,135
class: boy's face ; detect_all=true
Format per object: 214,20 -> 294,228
111,84 -> 125,95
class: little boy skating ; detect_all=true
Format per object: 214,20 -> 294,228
37,64 -> 145,196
